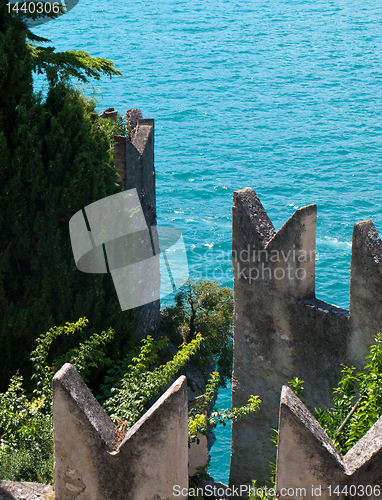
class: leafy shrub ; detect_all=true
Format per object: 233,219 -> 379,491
188,371 -> 260,446
314,333 -> 382,454
162,280 -> 234,386
0,317 -> 114,483
101,333 -> 204,428
0,314 -> 259,483
0,373 -> 53,483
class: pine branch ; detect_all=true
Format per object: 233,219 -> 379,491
26,29 -> 51,43
28,46 -> 123,82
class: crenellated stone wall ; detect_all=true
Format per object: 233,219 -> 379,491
53,364 -> 188,500
276,386 -> 382,500
102,108 -> 161,338
230,187 -> 382,488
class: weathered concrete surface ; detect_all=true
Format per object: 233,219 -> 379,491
124,113 -> 156,228
111,109 -> 161,337
188,435 -> 208,477
99,108 -> 160,334
126,108 -> 143,136
125,112 -> 160,338
113,135 -> 127,185
230,187 -> 382,488
53,363 -> 188,500
277,386 -> 345,500
277,386 -> 382,500
349,220 -> 382,367
99,107 -> 118,121
0,481 -> 54,500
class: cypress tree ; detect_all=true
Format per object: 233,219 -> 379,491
0,6 -> 135,391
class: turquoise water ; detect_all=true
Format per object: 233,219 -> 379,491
33,0 -> 381,484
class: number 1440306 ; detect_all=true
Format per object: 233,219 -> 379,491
6,2 -> 60,14
327,485 -> 381,496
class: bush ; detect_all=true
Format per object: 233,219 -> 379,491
162,280 -> 234,387
188,371 -> 260,446
0,316 -> 260,483
314,332 -> 382,454
0,373 -> 53,483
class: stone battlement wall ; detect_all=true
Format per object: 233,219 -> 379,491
102,108 -> 161,338
53,364 -> 188,500
58,112 -> 382,495
50,366 -> 382,500
230,187 -> 382,487
276,385 -> 382,500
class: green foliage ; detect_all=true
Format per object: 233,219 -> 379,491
3,2 -> 122,83
313,333 -> 382,454
102,334 -> 203,428
0,313 -> 260,483
163,280 -> 234,386
98,114 -> 127,138
0,372 -> 53,483
265,352 -> 382,489
188,473 -> 209,500
0,321 -> 203,482
97,114 -> 128,165
0,4 -> 34,136
247,480 -> 275,500
31,317 -> 116,403
188,372 -> 261,445
288,377 -> 304,398
209,394 -> 261,428
0,444 -> 54,484
277,334 -> 382,461
28,46 -> 122,83
0,317 -> 117,483
114,114 -> 128,136
5,1 -> 64,26
0,19 -> 135,390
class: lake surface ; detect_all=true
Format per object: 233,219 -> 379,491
33,0 -> 381,484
